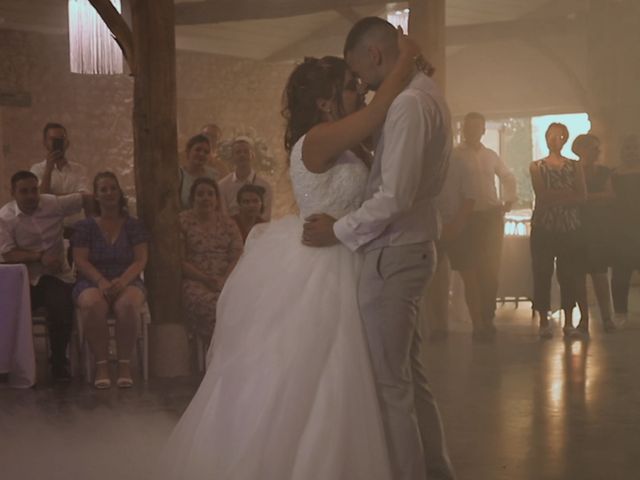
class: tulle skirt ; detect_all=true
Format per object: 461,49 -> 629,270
158,215 -> 392,480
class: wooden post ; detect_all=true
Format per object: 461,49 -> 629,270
409,0 -> 446,90
91,0 -> 182,327
129,0 -> 182,326
90,0 -> 189,376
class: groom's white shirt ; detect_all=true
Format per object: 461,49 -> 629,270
334,71 -> 452,252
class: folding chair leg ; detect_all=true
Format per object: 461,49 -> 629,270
84,339 -> 93,384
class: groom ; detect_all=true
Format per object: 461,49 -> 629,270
303,17 -> 455,480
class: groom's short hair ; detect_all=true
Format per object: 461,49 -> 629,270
343,17 -> 397,57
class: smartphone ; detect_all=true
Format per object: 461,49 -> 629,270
52,137 -> 64,153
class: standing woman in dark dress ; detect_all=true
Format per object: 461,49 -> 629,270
572,134 -> 616,333
530,123 -> 588,339
610,135 -> 640,322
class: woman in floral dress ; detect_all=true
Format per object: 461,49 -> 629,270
180,177 -> 243,344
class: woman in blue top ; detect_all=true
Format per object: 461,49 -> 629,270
72,171 -> 149,389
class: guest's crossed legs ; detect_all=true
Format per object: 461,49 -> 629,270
359,242 -> 455,480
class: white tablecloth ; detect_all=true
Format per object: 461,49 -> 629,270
0,264 -> 36,388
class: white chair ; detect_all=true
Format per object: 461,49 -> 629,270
75,302 -> 151,383
32,307 -> 49,348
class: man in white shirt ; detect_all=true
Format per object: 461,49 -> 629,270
303,17 -> 455,480
424,149 -> 477,341
0,171 -> 89,381
30,122 -> 89,229
218,137 -> 272,221
30,122 -> 89,196
454,112 -> 517,339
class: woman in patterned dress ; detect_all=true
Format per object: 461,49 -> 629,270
529,123 -> 588,339
179,177 -> 243,346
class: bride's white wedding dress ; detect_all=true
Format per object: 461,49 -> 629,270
159,136 -> 392,480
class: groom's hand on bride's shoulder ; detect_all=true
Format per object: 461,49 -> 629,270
302,214 -> 339,247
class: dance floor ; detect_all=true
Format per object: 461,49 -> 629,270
1,288 -> 639,480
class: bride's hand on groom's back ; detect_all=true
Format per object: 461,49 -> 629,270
302,214 -> 339,248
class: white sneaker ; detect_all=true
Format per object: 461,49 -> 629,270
539,324 -> 553,339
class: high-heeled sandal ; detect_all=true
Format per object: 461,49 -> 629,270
94,360 -> 111,389
116,360 -> 134,388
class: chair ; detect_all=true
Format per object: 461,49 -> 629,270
75,302 -> 151,383
32,307 -> 49,348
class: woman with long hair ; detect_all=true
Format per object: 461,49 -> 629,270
72,172 -> 148,388
179,177 -> 243,346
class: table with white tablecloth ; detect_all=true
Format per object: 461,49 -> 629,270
0,264 -> 36,388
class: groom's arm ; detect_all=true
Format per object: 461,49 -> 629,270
333,93 -> 431,252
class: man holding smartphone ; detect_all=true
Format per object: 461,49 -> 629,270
30,122 -> 89,198
30,123 -> 90,230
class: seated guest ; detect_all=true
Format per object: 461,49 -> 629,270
0,171 -> 90,381
610,135 -> 640,322
218,136 -> 273,220
180,178 -> 243,346
232,184 -> 267,243
72,172 -> 148,389
179,134 -> 220,210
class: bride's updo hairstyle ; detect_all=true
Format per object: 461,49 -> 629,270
282,56 -> 348,153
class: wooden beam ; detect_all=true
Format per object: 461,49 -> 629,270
267,12 -> 586,63
446,14 -> 586,47
130,0 -> 182,326
175,0 -> 386,25
267,6 -> 383,62
88,0 -> 136,74
266,23 -> 345,63
334,7 -> 362,24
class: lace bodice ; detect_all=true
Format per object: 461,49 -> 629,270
289,136 -> 369,219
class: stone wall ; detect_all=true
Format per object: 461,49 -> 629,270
0,29 -> 295,214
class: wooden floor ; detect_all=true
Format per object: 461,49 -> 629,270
1,288 -> 639,480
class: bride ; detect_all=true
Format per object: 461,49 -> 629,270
159,32 -> 420,480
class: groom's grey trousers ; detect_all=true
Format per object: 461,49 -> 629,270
358,241 -> 455,480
